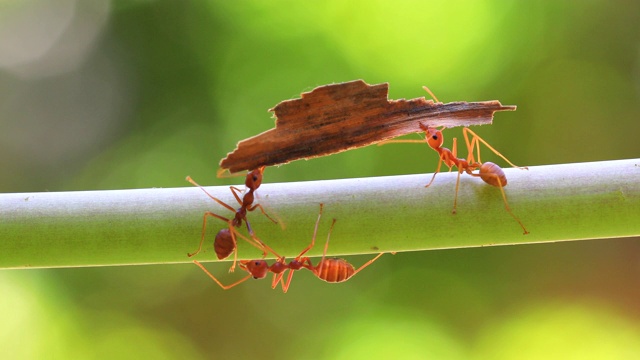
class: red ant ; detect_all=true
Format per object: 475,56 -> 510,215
186,166 -> 281,271
421,124 -> 529,233
193,204 -> 385,293
382,87 -> 529,234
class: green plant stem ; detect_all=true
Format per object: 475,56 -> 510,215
1,159 -> 638,269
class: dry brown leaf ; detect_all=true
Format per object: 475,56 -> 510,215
220,80 -> 516,174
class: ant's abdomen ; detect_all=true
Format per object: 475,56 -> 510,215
214,228 -> 235,260
479,161 -> 507,187
316,258 -> 356,283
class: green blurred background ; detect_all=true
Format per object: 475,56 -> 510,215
1,0 -> 639,358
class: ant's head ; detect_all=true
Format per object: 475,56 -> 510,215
423,127 -> 443,149
245,166 -> 265,189
418,123 -> 444,148
240,259 -> 269,279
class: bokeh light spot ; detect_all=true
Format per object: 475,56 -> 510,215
474,301 -> 640,360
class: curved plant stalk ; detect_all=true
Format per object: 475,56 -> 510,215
0,159 -> 638,269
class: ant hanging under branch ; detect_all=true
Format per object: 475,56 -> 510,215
193,204 -> 386,293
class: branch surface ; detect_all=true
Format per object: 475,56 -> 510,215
1,159 -> 638,269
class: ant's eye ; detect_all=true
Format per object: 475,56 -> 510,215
252,175 -> 258,181
432,135 -> 438,140
254,261 -> 261,266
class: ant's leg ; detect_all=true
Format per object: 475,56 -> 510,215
271,270 -> 285,290
242,219 -> 271,259
280,270 -> 295,293
448,137 -> 459,174
425,156 -> 445,188
247,203 -> 280,225
275,205 -> 326,293
246,228 -> 283,260
239,216 -> 281,259
186,176 -> 237,212
279,256 -> 311,292
462,127 -> 482,164
229,186 -> 245,206
315,218 -> 337,276
376,139 -> 426,146
229,224 -> 284,262
463,128 -> 528,170
292,204 -> 324,260
193,260 -> 252,290
188,211 -> 231,258
248,190 -> 286,230
227,226 -> 240,272
300,257 -> 314,269
450,131 -> 471,215
216,168 -> 249,179
481,173 -> 529,235
422,86 -> 440,103
452,137 -> 458,160
452,169 -> 463,214
351,253 -> 385,277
